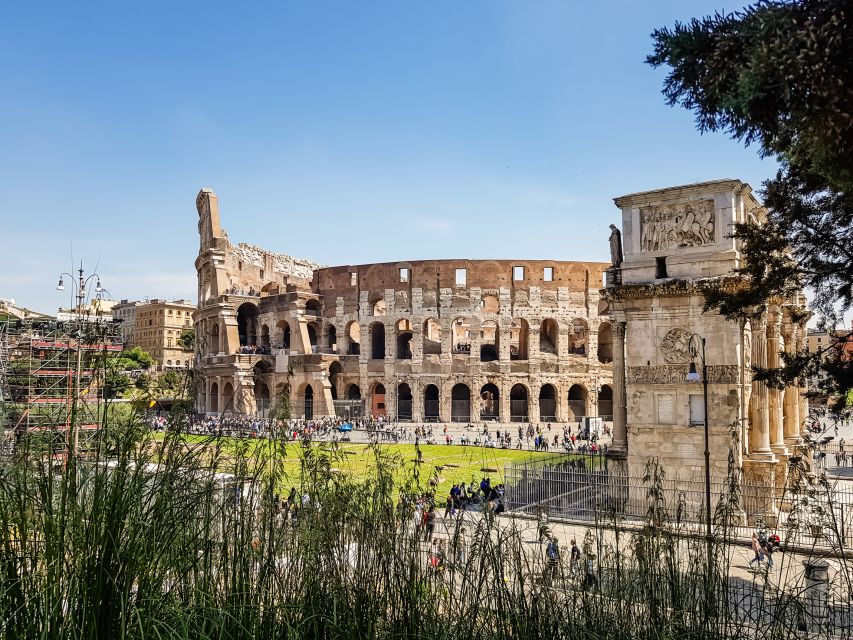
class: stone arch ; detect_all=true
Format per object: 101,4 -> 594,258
598,322 -> 613,363
396,318 -> 413,359
598,384 -> 613,419
371,382 -> 387,417
480,320 -> 499,361
254,379 -> 271,417
303,384 -> 314,419
511,318 -> 529,360
451,383 -> 471,422
539,384 -> 557,421
568,384 -> 588,420
423,384 -> 440,421
540,318 -> 559,355
306,322 -> 319,353
422,318 -> 442,355
397,383 -> 413,421
222,381 -> 234,413
481,294 -> 500,313
370,322 -> 385,359
209,381 -> 219,413
260,323 -> 270,349
570,319 -> 588,356
510,383 -> 529,422
260,282 -> 278,296
236,303 -> 259,347
277,319 -> 291,349
326,324 -> 337,352
210,322 -> 221,354
347,384 -> 362,400
480,383 -> 500,421
452,317 -> 471,354
346,321 -> 361,355
329,361 -> 342,400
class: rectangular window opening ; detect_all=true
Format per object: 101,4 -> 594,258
543,267 -> 554,282
655,256 -> 668,279
513,266 -> 525,281
350,272 -> 357,286
689,394 -> 705,426
455,268 -> 467,287
399,268 -> 409,283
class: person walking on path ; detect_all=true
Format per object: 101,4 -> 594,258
748,532 -> 764,569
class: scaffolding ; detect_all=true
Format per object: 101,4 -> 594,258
0,316 -> 123,454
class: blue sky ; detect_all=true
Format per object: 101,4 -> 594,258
0,1 -> 775,314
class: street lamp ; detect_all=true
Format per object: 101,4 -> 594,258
685,334 -> 712,542
55,262 -> 105,462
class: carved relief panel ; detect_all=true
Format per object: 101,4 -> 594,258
640,199 -> 714,251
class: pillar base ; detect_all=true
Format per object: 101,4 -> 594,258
606,443 -> 628,460
742,457 -> 779,524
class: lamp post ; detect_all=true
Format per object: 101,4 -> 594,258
686,334 -> 712,541
56,262 -> 104,461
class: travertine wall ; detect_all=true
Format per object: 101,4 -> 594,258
193,188 -> 613,423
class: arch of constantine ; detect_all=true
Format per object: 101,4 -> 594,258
193,188 -> 613,424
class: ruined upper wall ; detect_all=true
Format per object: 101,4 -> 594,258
314,260 -> 609,296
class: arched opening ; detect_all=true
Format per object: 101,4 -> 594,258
303,385 -> 314,420
451,383 -> 471,422
570,319 -> 588,356
254,380 -> 270,418
370,323 -> 385,359
510,384 -> 529,422
371,383 -> 386,417
372,298 -> 386,317
305,299 -> 321,316
568,384 -> 588,420
480,320 -> 499,361
209,381 -> 219,413
307,323 -> 319,353
423,384 -> 440,421
329,361 -> 342,400
452,317 -> 471,354
598,322 -> 613,363
422,318 -> 442,356
236,303 -> 259,348
598,384 -> 613,420
222,382 -> 234,413
327,325 -> 337,352
481,294 -> 499,313
511,318 -> 529,360
539,384 -> 557,421
396,319 -> 413,359
480,383 -> 500,421
260,324 -> 270,349
347,384 -> 362,400
277,320 -> 291,350
397,383 -> 413,421
346,321 -> 360,355
540,318 -> 559,355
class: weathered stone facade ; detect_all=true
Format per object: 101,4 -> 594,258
193,188 -> 613,423
604,179 -> 808,518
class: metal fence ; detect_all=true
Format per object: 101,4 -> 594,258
503,457 -> 853,548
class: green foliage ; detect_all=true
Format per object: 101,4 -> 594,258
104,369 -> 132,398
112,346 -> 155,371
178,328 -> 195,351
648,0 -> 853,409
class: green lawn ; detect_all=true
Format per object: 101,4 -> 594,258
166,434 -> 575,492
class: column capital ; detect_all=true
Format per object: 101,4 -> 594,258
613,322 -> 626,339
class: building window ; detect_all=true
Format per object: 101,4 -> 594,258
399,268 -> 409,283
656,257 -> 668,279
168,310 -> 173,315
513,266 -> 525,281
689,394 -> 705,426
350,272 -> 357,286
167,360 -> 172,366
543,267 -> 554,282
238,261 -> 243,271
168,338 -> 173,347
455,268 -> 467,287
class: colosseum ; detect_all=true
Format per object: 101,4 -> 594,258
194,188 -> 614,424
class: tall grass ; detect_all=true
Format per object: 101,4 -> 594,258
0,406 -> 849,639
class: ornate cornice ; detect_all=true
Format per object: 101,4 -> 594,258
627,364 -> 739,385
603,275 -> 747,302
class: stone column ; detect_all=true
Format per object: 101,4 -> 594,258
412,379 -> 422,422
796,321 -> 810,435
767,305 -> 787,456
782,316 -> 801,447
608,322 -> 628,457
748,314 -> 773,457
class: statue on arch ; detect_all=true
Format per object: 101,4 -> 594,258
609,224 -> 623,267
